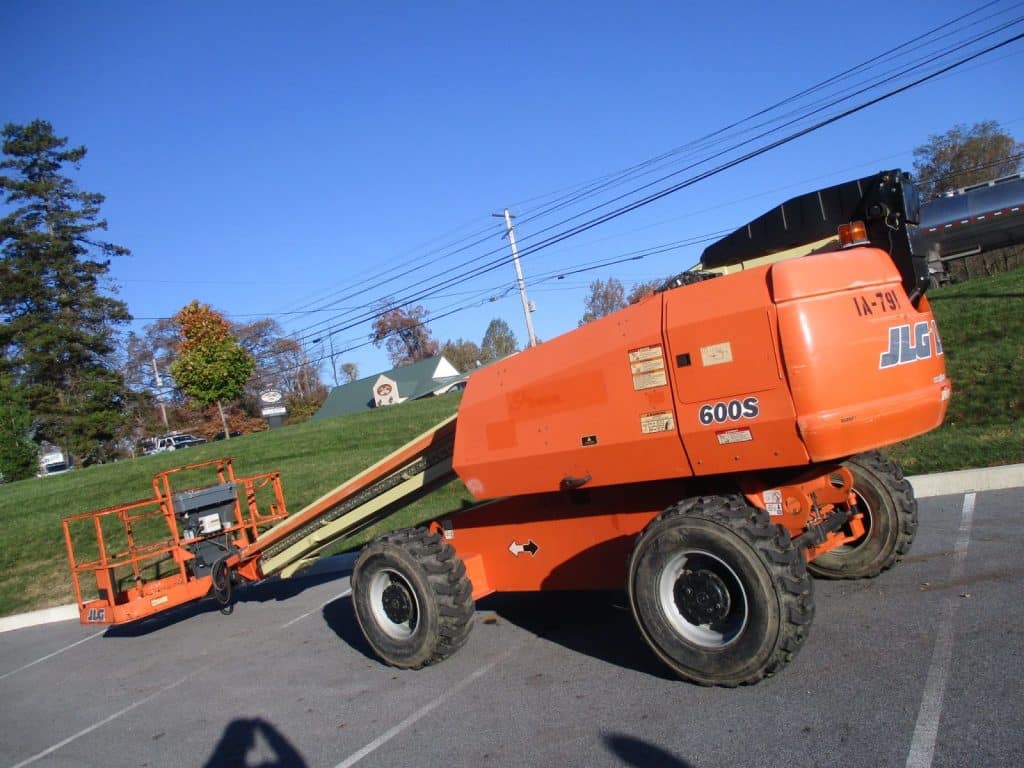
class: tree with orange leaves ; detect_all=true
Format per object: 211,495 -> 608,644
169,301 -> 254,439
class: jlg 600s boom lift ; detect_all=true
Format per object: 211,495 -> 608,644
64,171 -> 949,686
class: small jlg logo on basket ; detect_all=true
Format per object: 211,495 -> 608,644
85,607 -> 106,622
879,321 -> 943,369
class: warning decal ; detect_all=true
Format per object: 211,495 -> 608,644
640,411 -> 675,434
628,345 -> 668,390
701,342 -> 733,367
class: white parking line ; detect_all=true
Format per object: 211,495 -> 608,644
279,588 -> 352,629
0,629 -> 105,682
5,587 -> 354,765
9,669 -> 200,768
905,492 -> 976,768
332,650 -> 512,768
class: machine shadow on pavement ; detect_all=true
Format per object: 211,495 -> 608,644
321,593 -> 377,660
477,591 -> 676,679
319,585 -> 675,678
103,567 -> 352,638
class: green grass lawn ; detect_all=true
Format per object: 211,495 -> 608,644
884,267 -> 1023,474
1,267 -> 1019,618
0,394 -> 466,617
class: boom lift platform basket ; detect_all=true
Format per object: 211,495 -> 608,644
62,458 -> 288,624
63,418 -> 457,625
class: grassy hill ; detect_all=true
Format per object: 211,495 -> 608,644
0,394 -> 467,617
884,266 -> 1023,473
0,267 -> 1020,617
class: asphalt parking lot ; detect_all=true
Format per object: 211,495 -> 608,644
1,487 -> 1022,768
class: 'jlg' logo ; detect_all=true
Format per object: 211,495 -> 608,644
86,607 -> 106,622
879,321 -> 943,369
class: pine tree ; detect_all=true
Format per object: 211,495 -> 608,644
0,120 -> 132,462
0,375 -> 37,482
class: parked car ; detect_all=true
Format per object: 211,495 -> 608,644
212,430 -> 242,441
148,433 -> 207,453
38,450 -> 72,477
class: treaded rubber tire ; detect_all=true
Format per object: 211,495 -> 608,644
627,495 -> 814,687
807,452 -> 917,580
352,527 -> 474,669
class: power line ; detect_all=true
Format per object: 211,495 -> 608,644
278,15 -> 1024,346
131,10 -> 1024,353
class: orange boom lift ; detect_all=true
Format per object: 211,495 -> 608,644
64,171 -> 949,685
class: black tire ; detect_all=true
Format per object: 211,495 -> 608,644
352,527 -> 474,669
627,495 -> 813,686
807,452 -> 917,580
212,559 -> 234,614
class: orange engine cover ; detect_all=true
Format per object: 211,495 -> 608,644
453,247 -> 950,499
454,293 -> 693,499
771,247 -> 950,460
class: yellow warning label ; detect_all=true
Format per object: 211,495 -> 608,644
640,411 -> 675,434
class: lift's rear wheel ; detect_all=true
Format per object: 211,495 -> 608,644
352,527 -> 474,669
808,452 -> 917,580
211,559 -> 234,615
628,495 -> 813,686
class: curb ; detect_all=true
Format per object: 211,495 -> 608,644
2,466 -> 1021,634
0,604 -> 81,634
907,463 -> 1024,498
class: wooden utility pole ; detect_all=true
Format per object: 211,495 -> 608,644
151,356 -> 170,430
494,208 -> 538,347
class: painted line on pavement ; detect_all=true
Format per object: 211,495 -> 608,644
905,492 -> 976,768
280,588 -> 352,629
0,629 -> 105,683
9,668 -> 200,768
331,650 -> 513,768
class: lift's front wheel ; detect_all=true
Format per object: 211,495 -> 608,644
808,452 -> 917,580
352,527 -> 474,669
628,495 -> 814,686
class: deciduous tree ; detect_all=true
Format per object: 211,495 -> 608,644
169,301 -> 254,439
627,280 -> 663,304
913,121 -> 1022,199
370,300 -> 439,367
480,318 -> 519,362
0,120 -> 132,462
579,277 -> 626,325
340,362 -> 359,383
441,339 -> 482,373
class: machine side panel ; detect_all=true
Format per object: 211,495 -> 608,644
453,295 -> 692,499
438,479 -> 693,596
663,267 -> 810,476
773,248 -> 951,460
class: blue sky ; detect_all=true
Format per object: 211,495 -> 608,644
2,1 -> 1022,382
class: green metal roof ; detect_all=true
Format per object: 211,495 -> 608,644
312,356 -> 464,420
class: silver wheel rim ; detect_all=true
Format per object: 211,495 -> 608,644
658,549 -> 748,649
368,568 -> 419,640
